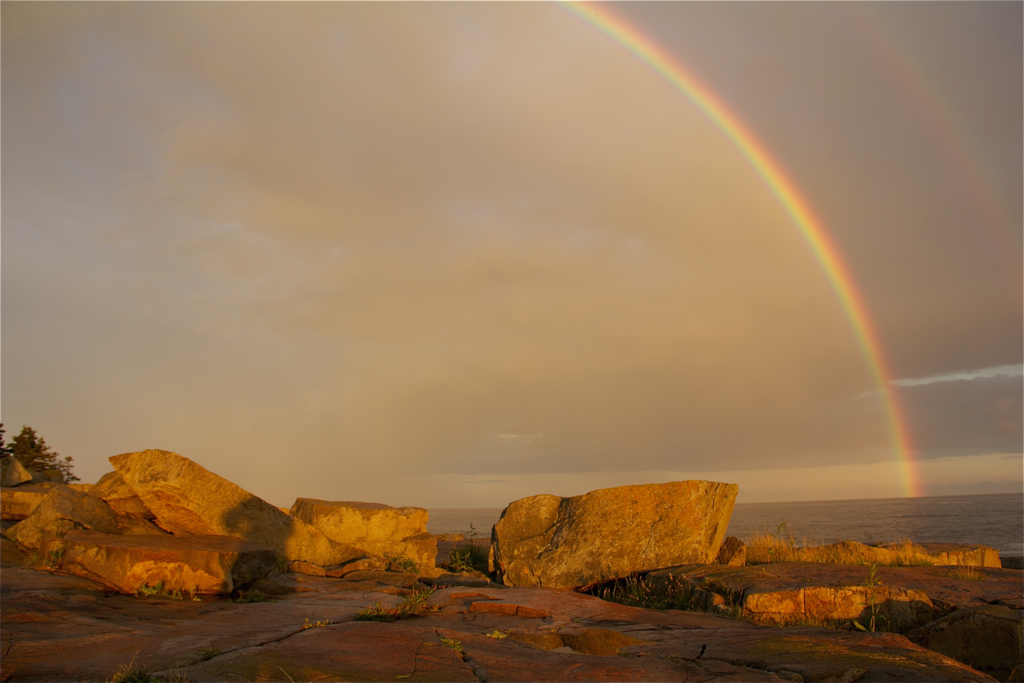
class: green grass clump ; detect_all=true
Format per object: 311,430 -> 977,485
134,582 -> 200,601
445,543 -> 489,573
385,555 -> 418,573
440,637 -> 464,653
233,588 -> 273,603
354,587 -> 437,622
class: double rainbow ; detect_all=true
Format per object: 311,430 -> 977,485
563,2 -> 922,497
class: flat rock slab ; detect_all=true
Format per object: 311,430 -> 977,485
907,605 -> 1023,680
0,566 -> 996,682
648,562 -> 1023,627
62,530 -> 279,594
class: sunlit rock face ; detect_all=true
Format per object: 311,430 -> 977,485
489,480 -> 738,589
62,530 -> 278,595
6,485 -> 165,553
109,449 -> 363,567
89,471 -> 156,520
290,498 -> 437,571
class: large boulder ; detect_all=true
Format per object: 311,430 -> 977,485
489,481 -> 737,588
6,486 -> 165,551
1,484 -> 58,520
289,498 -> 437,571
88,471 -> 155,519
62,530 -> 278,595
1,457 -> 33,487
109,450 -> 364,567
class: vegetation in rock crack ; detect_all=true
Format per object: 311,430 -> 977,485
439,637 -> 464,653
0,423 -> 79,482
108,653 -> 161,683
233,588 -> 274,603
948,564 -> 985,581
486,630 -> 509,639
591,574 -> 740,617
385,554 -> 419,573
853,563 -> 886,633
302,618 -> 333,629
135,582 -> 201,601
445,524 -> 489,573
193,644 -> 221,664
354,587 -> 437,622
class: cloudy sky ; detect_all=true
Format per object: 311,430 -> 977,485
2,2 -> 1021,508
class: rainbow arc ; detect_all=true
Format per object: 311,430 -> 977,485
563,2 -> 922,497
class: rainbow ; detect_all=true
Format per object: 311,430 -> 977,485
562,2 -> 923,497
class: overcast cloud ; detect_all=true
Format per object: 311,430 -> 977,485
2,3 -> 1020,506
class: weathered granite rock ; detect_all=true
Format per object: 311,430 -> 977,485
62,530 -> 278,595
907,604 -> 1024,680
716,536 -> 747,566
290,498 -> 437,570
1,456 -> 33,487
490,481 -> 738,588
89,471 -> 155,519
287,556 -> 387,577
6,486 -> 165,551
109,450 -> 363,567
645,562 -> 1024,631
1,483 -> 58,520
914,543 -> 1003,569
0,568 -> 996,682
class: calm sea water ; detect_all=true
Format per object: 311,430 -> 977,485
427,492 -> 1023,556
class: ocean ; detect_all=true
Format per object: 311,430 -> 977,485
427,492 -> 1023,557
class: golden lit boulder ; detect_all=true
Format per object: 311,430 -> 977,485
716,536 -> 747,567
489,481 -> 738,589
1,484 -> 58,520
62,530 -> 278,595
6,486 -> 165,550
89,471 -> 155,519
289,498 -> 437,571
110,450 -> 364,567
1,457 -> 33,487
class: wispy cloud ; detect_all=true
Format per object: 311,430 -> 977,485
891,364 -> 1023,387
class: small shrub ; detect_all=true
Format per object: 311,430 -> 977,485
353,603 -> 395,623
353,587 -> 436,622
109,653 -> 157,683
385,555 -> 418,573
445,543 -> 489,573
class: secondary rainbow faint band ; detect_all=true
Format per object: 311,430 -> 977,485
562,1 -> 923,498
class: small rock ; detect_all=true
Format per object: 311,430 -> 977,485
1,457 -> 33,487
716,536 -> 747,566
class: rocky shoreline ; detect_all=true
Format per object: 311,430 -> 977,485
1,450 -> 1021,682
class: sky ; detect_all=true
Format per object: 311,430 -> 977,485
2,2 -> 1021,509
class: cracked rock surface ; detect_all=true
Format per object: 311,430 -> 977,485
0,567 -> 997,682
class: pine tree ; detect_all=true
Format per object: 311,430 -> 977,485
6,425 -> 79,483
